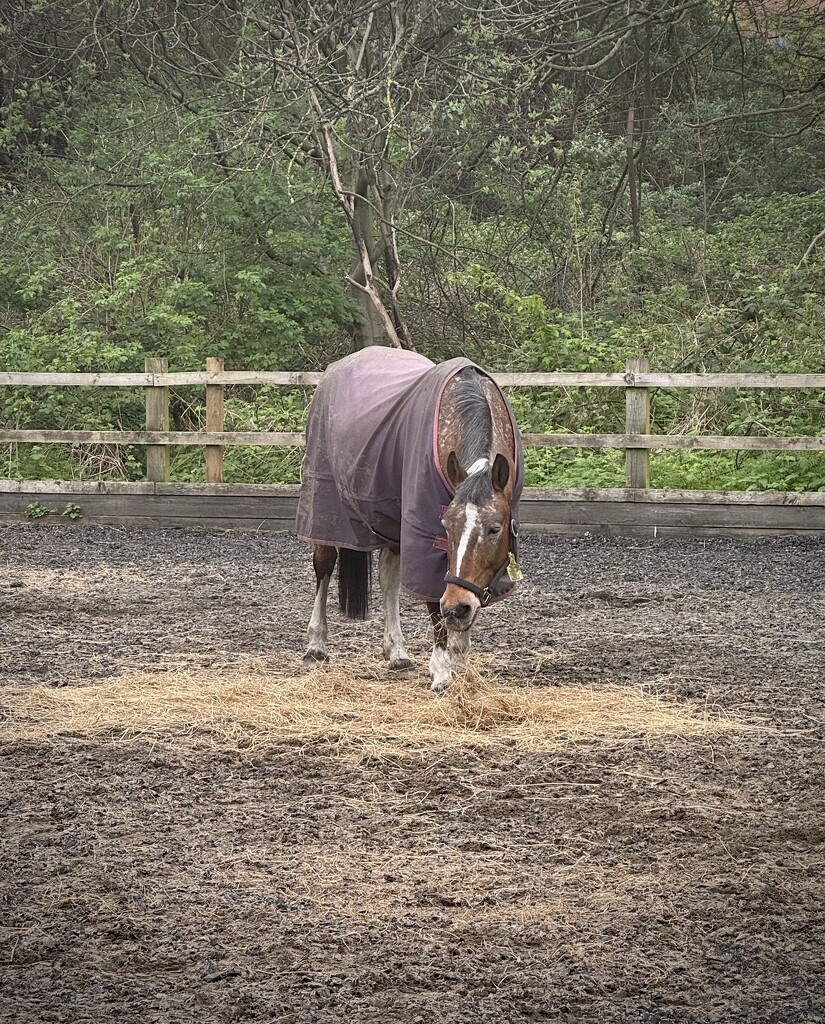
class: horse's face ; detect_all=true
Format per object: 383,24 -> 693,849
440,452 -> 512,631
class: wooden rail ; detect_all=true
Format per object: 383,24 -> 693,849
2,370 -> 825,388
1,357 -> 822,491
1,480 -> 823,537
1,430 -> 822,452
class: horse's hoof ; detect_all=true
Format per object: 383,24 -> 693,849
430,677 -> 451,695
302,650 -> 329,670
389,658 -> 415,673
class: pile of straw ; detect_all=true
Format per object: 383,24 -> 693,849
1,655 -> 742,754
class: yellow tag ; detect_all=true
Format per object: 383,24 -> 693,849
507,553 -> 524,582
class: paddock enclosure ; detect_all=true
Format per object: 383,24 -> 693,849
1,523 -> 823,1023
1,360 -> 825,536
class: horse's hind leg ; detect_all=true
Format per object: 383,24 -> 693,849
379,548 -> 414,672
303,544 -> 337,668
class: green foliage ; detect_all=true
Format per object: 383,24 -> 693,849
1,4 -> 823,491
24,501 -> 56,519
523,449 -> 625,489
0,74 -> 357,354
522,450 -> 823,493
24,500 -> 83,519
0,71 -> 358,479
651,453 -> 824,493
171,388 -> 310,484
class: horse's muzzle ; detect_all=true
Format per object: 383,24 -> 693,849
440,591 -> 479,631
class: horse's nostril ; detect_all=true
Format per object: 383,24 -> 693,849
441,600 -> 474,623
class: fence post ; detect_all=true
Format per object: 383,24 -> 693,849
625,356 -> 650,488
205,357 -> 225,484
145,357 -> 170,483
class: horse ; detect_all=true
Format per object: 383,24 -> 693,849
295,347 -> 523,692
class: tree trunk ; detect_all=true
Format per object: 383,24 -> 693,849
626,100 -> 641,245
349,166 -> 387,347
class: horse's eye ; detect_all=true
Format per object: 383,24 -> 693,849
487,524 -> 502,537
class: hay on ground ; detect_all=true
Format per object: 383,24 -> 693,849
0,655 -> 746,754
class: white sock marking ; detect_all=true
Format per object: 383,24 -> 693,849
429,645 -> 453,692
429,630 -> 472,693
305,575 -> 330,656
380,548 -> 410,664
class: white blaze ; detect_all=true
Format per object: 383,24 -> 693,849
455,503 -> 480,577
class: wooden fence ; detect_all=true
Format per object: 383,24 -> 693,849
1,357 -> 823,537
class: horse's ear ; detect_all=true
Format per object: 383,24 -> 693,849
446,451 -> 466,490
491,453 -> 510,492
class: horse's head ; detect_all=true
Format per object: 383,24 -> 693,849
440,451 -> 515,631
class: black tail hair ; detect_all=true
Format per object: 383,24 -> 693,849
337,548 -> 372,620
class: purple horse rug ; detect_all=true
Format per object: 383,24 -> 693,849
295,347 -> 523,602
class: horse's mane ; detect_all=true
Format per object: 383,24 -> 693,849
452,368 -> 494,504
452,368 -> 492,467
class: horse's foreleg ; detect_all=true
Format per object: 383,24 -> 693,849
427,602 -> 471,693
379,548 -> 414,671
303,544 -> 337,667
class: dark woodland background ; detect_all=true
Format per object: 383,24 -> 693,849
1,0 -> 823,489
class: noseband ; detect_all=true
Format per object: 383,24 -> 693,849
443,520 -> 518,608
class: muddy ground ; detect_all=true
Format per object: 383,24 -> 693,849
0,524 -> 823,1024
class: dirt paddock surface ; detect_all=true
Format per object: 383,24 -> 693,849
1,524 -> 823,1024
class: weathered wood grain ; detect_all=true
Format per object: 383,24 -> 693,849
3,369 -> 824,388
518,523 -> 825,539
155,482 -> 302,498
145,357 -> 170,483
205,357 -> 225,484
4,429 -> 822,451
522,433 -> 825,451
4,481 -> 821,504
0,514 -> 297,532
627,372 -> 825,389
0,370 -> 324,387
625,357 -> 650,487
2,481 -> 824,536
518,500 -> 825,529
0,491 -> 296,518
0,480 -> 158,495
519,486 -> 825,505
0,429 -> 308,446
0,372 -> 155,386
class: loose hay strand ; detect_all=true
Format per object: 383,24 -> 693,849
0,655 -> 745,753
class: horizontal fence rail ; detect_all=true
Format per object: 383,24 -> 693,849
2,480 -> 824,537
0,430 -> 822,452
2,370 -> 825,388
0,430 -> 308,446
1,357 -> 823,497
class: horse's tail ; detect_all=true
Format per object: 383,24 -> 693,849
338,548 -> 372,620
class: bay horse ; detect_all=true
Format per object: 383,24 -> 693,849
295,347 -> 523,692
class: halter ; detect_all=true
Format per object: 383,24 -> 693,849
443,520 -> 518,607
